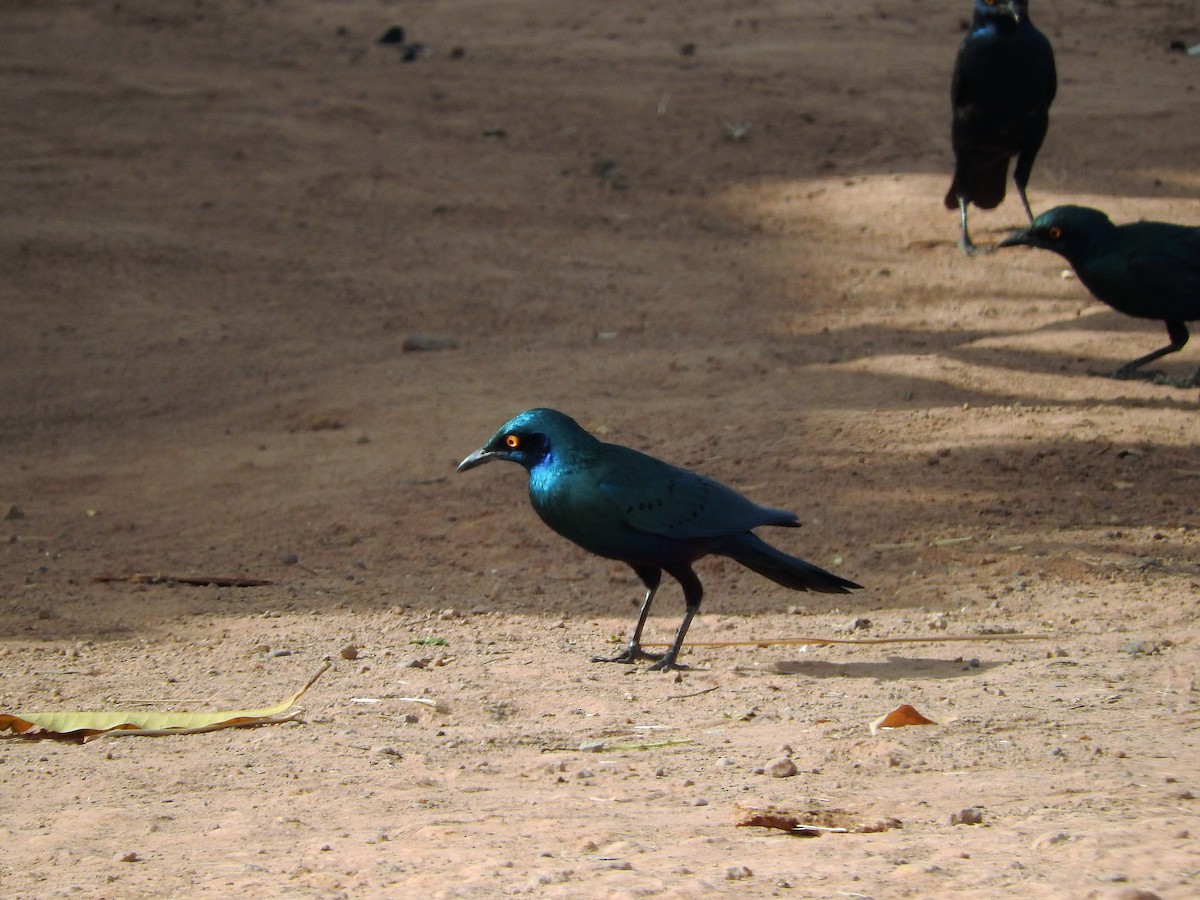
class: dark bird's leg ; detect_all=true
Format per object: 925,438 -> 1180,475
592,565 -> 666,665
1014,180 -> 1035,225
1013,117 -> 1047,226
1109,320 -> 1190,384
955,195 -> 989,256
646,565 -> 704,672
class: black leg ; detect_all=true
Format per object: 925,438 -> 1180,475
1110,320 -> 1190,384
1013,117 -> 1046,225
956,195 -> 989,256
1014,180 -> 1035,225
647,565 -> 704,672
592,566 -> 665,664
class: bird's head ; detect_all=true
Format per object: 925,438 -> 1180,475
975,0 -> 1026,25
999,205 -> 1115,259
457,408 -> 589,474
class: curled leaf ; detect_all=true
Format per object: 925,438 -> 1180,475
1,663 -> 329,742
869,703 -> 936,735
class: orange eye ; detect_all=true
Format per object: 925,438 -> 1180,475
505,434 -> 520,449
1047,226 -> 1063,239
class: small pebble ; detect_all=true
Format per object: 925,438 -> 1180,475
725,865 -> 753,881
950,808 -> 983,826
339,644 -> 360,660
1122,640 -> 1160,657
765,758 -> 798,778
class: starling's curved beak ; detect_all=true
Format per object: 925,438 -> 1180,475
457,446 -> 498,472
998,228 -> 1033,249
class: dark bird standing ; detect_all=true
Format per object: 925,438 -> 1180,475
1000,205 -> 1200,386
946,0 -> 1057,254
457,409 -> 861,671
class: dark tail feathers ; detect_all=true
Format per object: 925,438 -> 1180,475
945,155 -> 1009,211
721,533 -> 861,594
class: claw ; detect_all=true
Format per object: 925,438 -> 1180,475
592,644 -> 664,665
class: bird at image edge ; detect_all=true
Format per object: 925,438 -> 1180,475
946,0 -> 1057,254
457,408 -> 861,671
1000,205 -> 1200,387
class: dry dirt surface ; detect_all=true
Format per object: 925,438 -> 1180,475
2,1 -> 1200,897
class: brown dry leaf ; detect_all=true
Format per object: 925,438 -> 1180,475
869,703 -> 936,735
733,804 -> 903,836
0,663 -> 328,742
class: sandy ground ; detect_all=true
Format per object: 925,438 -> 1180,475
2,1 -> 1200,897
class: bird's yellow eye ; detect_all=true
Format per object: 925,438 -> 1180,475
1047,226 -> 1063,239
505,434 -> 520,449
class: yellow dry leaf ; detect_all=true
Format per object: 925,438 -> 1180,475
0,663 -> 328,741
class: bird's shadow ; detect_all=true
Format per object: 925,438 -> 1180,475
765,655 -> 1001,680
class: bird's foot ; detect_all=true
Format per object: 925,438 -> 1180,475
1153,371 -> 1200,389
592,644 -> 664,665
957,238 -> 993,257
645,655 -> 690,673
1105,366 -> 1167,384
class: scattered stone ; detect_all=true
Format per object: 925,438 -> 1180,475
836,616 -> 871,633
603,860 -> 633,871
117,852 -> 141,863
1122,640 -> 1160,657
691,798 -> 709,807
371,746 -> 402,758
1097,872 -> 1128,883
280,552 -> 299,566
575,769 -> 594,780
266,649 -> 292,659
579,739 -> 606,753
927,612 -> 950,630
950,807 -> 983,826
2,504 -> 24,521
765,758 -> 799,779
339,644 -> 360,660
725,865 -> 752,881
378,25 -> 406,44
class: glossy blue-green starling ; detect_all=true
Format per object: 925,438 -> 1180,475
1001,205 -> 1200,386
458,409 -> 861,671
946,0 -> 1057,253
